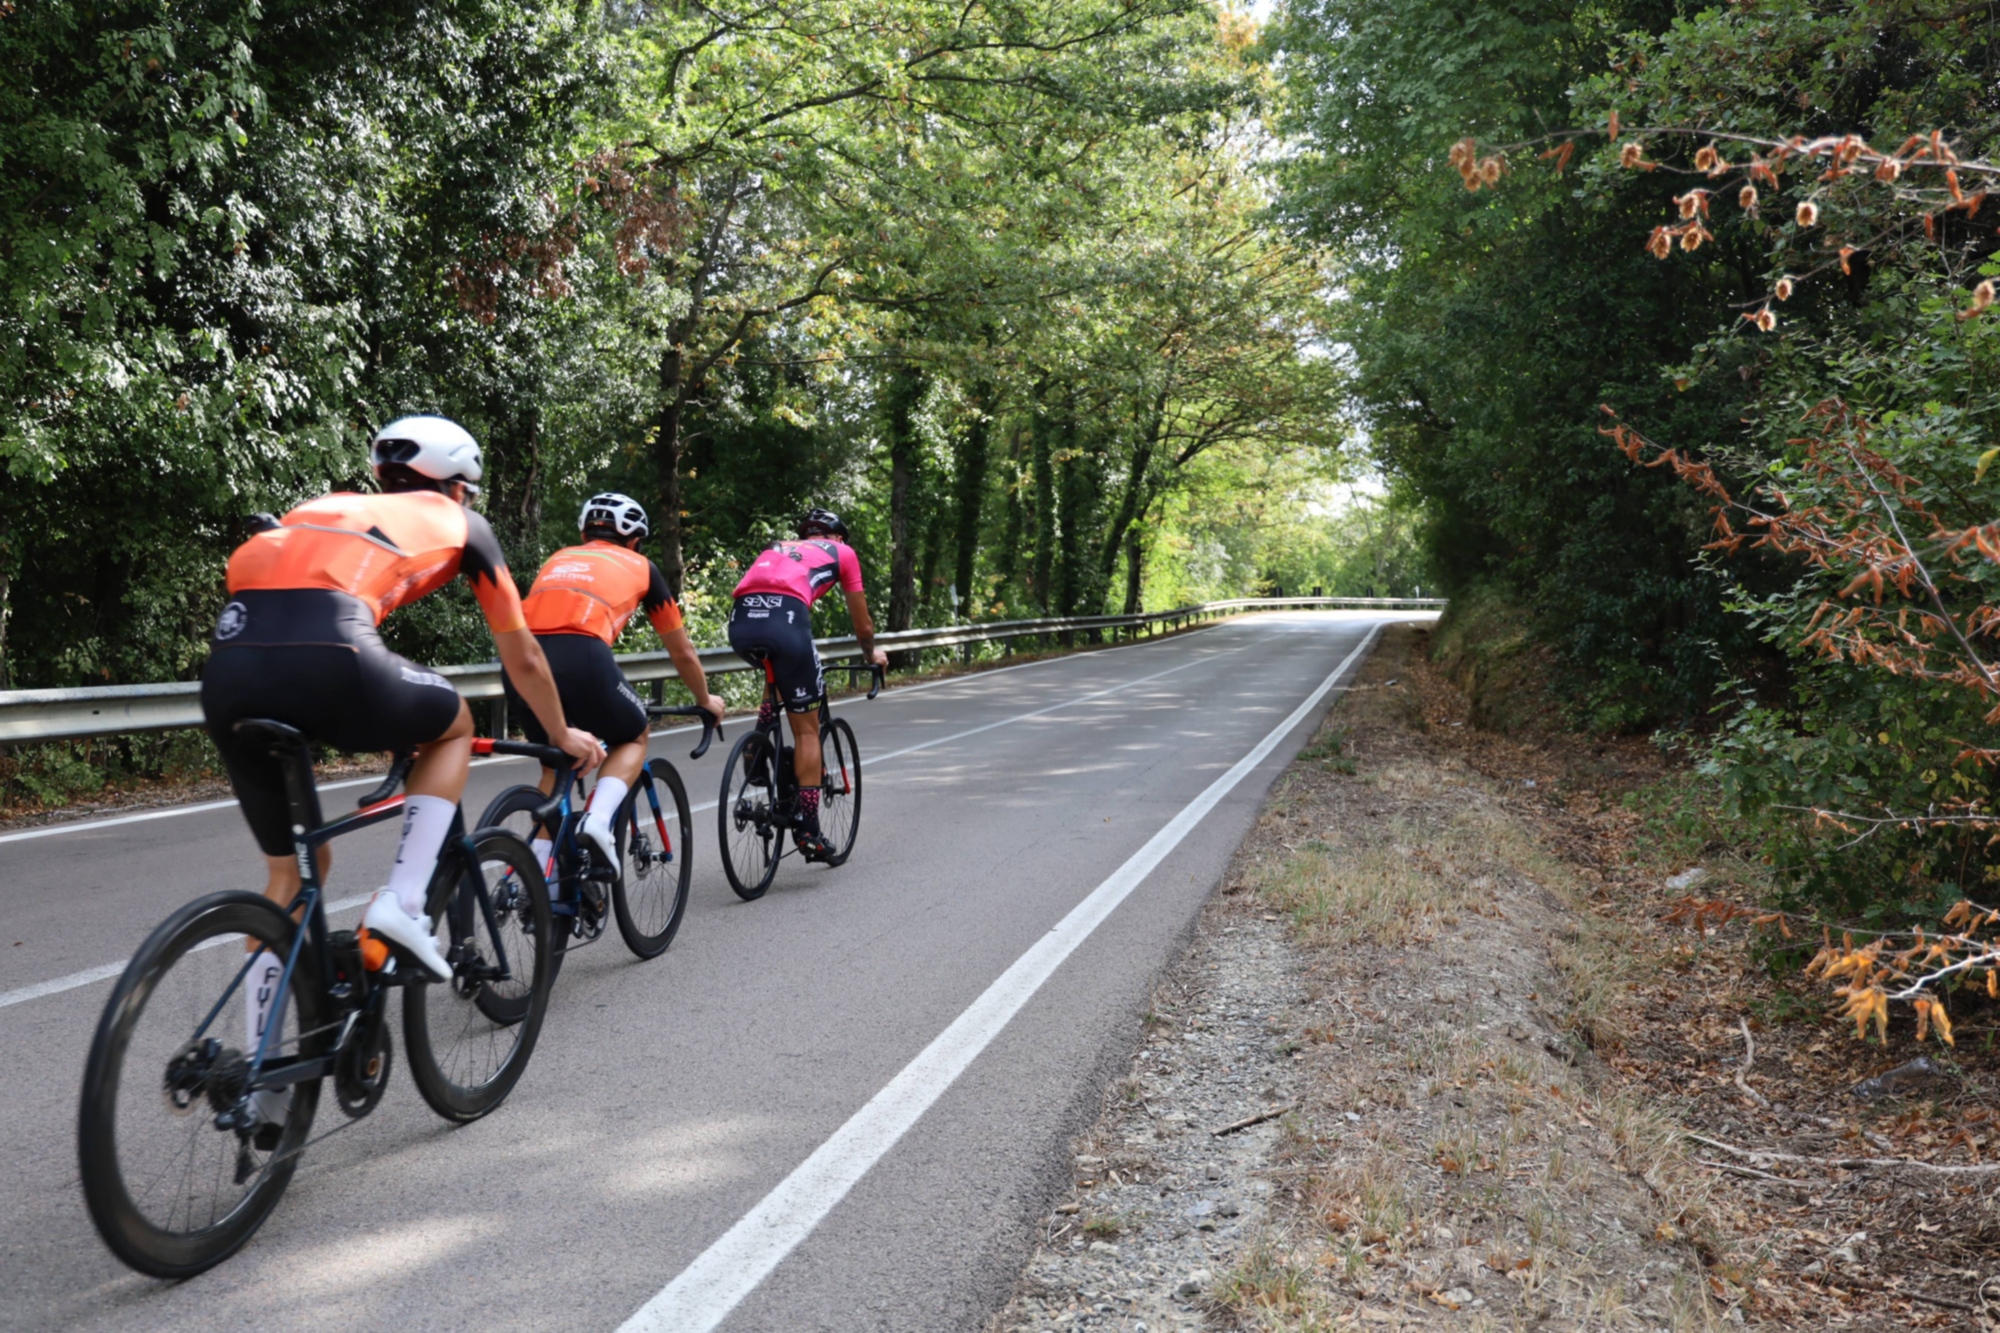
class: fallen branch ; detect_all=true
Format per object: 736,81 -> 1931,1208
1687,1132 -> 2000,1176
1695,1157 -> 1815,1192
1212,1103 -> 1296,1137
1734,1016 -> 1772,1109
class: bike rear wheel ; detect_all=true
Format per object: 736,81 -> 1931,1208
718,729 -> 781,900
403,830 -> 551,1122
476,783 -> 570,998
818,717 -> 863,866
614,761 -> 692,957
79,892 -> 326,1277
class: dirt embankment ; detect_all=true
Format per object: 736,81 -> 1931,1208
992,622 -> 2000,1332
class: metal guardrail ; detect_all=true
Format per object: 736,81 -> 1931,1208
0,596 -> 1444,744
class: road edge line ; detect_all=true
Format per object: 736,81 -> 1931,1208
617,621 -> 1384,1333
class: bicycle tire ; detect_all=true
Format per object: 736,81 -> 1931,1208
818,717 -> 863,866
476,783 -> 570,998
613,761 -> 693,958
718,729 -> 781,900
403,829 -> 551,1122
79,892 -> 326,1277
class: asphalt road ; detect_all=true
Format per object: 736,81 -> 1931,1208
0,611 -> 1415,1332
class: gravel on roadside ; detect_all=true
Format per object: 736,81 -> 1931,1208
989,623 -> 1725,1333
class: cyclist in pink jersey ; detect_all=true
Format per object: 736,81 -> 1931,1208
728,508 -> 887,858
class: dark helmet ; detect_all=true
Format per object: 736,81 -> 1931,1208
797,507 -> 848,541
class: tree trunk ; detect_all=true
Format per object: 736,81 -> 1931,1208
951,381 -> 992,619
0,510 -> 11,690
1122,522 -> 1144,615
1030,399 -> 1056,613
996,425 -> 1026,603
1099,382 -> 1165,583
885,360 -> 924,641
653,340 -> 689,599
1055,402 -> 1104,622
485,403 -> 543,557
916,505 -> 943,625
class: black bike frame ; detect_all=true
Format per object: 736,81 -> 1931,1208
753,661 -> 879,820
204,727 -> 507,1099
477,705 -> 713,917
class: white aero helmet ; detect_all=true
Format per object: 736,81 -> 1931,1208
370,415 -> 483,492
580,492 -> 649,539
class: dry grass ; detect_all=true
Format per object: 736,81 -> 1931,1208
1210,623 -> 1742,1331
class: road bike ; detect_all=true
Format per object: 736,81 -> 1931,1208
77,719 -> 554,1277
717,662 -> 881,900
475,706 -> 718,987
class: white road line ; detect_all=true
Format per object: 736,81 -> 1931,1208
0,754 -> 538,848
0,633 -> 1265,1013
0,892 -> 377,1012
683,642 -> 1245,817
618,622 -> 1382,1333
0,620 -> 1238,850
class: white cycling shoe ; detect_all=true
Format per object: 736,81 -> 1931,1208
361,891 -> 453,982
580,819 -> 618,878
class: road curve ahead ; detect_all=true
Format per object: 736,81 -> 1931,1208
0,611 -> 1419,1333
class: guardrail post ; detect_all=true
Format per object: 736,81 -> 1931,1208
493,693 -> 509,740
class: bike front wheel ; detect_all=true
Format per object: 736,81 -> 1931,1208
818,717 -> 863,866
79,892 -> 326,1277
718,729 -> 781,901
614,761 -> 693,957
403,829 -> 551,1122
476,783 -> 570,999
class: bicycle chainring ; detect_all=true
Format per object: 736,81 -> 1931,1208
334,1010 -> 393,1118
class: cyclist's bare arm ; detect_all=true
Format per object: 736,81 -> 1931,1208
843,590 -> 889,668
494,628 -> 605,771
659,626 -> 727,722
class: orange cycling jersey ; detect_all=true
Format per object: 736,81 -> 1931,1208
520,541 -> 684,645
225,491 -> 525,633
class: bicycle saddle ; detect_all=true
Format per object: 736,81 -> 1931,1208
232,718 -> 308,749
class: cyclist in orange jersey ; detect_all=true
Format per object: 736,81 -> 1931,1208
202,417 -> 605,1026
504,493 -> 725,873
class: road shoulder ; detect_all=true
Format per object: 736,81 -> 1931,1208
988,622 -> 1717,1332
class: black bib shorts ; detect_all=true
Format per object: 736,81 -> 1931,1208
501,632 -> 649,750
199,590 -> 465,856
727,594 -> 824,713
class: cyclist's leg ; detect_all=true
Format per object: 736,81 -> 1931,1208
530,635 -> 649,866
788,710 -> 823,787
202,639 -> 349,1129
383,698 -> 474,914
328,647 -> 470,978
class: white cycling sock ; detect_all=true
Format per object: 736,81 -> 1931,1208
583,776 -> 629,845
244,952 -> 283,1055
530,837 -> 554,873
385,794 -> 457,917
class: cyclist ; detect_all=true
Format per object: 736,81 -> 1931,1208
504,492 -> 726,876
202,416 -> 605,1114
727,507 -> 888,859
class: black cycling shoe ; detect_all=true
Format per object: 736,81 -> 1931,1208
794,830 -> 834,862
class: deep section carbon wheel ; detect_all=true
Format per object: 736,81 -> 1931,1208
403,829 -> 551,1122
79,892 -> 325,1277
718,729 -> 781,900
817,716 -> 863,867
613,761 -> 693,957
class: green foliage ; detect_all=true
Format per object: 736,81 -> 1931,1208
1271,0 -> 2000,920
1267,0 -> 1775,725
0,2 -> 1357,805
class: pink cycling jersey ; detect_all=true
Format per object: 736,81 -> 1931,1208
732,539 -> 864,605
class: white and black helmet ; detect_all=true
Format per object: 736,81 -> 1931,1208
580,492 -> 649,540
370,416 -> 483,492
